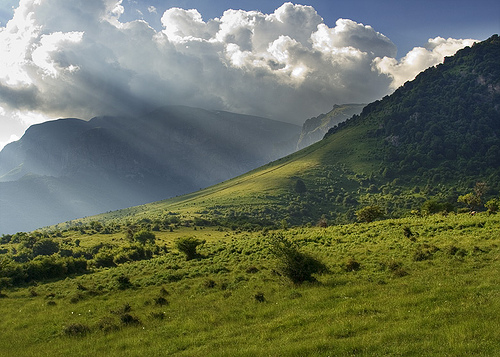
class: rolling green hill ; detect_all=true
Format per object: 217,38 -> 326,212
63,35 -> 500,230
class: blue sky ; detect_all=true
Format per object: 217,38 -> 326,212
0,0 -> 498,149
89,0 -> 500,56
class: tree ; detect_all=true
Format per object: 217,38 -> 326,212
133,230 -> 156,245
485,198 -> 499,214
32,239 -> 59,257
175,237 -> 204,260
270,233 -> 327,284
294,179 -> 307,194
457,193 -> 481,211
355,205 -> 384,223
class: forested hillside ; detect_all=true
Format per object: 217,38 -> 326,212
327,34 -> 500,184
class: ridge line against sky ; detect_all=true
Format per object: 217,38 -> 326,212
0,0 -> 498,150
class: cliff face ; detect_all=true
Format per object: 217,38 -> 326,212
297,104 -> 365,149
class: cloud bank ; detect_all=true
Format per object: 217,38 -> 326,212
0,0 -> 476,147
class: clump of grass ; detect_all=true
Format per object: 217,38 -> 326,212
254,292 -> 265,302
413,244 -> 439,261
69,293 -> 84,304
120,313 -> 141,326
112,303 -> 132,315
382,260 -> 408,277
204,279 -> 216,288
63,323 -> 90,337
116,274 -> 132,290
343,258 -> 361,272
154,296 -> 169,306
446,245 -> 467,257
98,317 -> 119,333
246,266 -> 259,274
150,312 -> 166,320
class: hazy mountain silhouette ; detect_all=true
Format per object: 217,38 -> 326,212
0,106 -> 300,233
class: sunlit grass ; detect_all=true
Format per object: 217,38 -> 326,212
2,213 -> 499,356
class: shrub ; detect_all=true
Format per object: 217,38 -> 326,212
485,198 -> 499,214
32,239 -> 59,257
116,275 -> 132,290
154,296 -> 169,306
176,237 -> 205,260
63,323 -> 90,337
254,292 -> 265,302
113,244 -> 154,265
120,313 -> 140,326
92,250 -> 116,268
133,230 -> 156,245
355,205 -> 384,223
343,258 -> 361,272
270,233 -> 328,284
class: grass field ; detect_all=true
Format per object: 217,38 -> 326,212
1,212 -> 499,356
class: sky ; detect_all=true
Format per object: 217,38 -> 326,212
0,0 -> 498,150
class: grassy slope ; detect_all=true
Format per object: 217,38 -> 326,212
2,212 -> 499,356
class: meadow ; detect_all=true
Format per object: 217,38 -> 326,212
1,212 -> 499,356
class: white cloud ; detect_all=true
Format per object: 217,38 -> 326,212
373,37 -> 477,89
0,0 -> 477,140
147,6 -> 157,14
0,134 -> 20,151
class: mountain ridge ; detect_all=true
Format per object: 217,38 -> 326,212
0,106 -> 301,233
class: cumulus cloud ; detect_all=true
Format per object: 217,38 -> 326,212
0,0 -> 477,147
373,36 -> 477,89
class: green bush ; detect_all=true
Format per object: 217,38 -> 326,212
63,323 -> 90,337
116,275 -> 132,290
176,237 -> 205,260
92,250 -> 116,268
270,233 -> 327,284
32,239 -> 59,257
113,244 -> 154,265
355,205 -> 384,223
133,230 -> 156,245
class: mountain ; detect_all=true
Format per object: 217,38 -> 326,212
72,35 -> 500,229
296,103 -> 365,149
0,106 -> 300,233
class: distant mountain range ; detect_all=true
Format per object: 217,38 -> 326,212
0,106 -> 300,233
